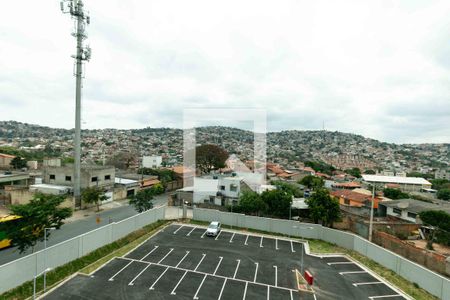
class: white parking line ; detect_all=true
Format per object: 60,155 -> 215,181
186,227 -> 196,236
290,290 -> 293,300
353,281 -> 383,287
253,262 -> 259,282
170,270 -> 188,295
369,295 -> 402,299
275,239 -> 279,250
149,267 -> 169,290
242,282 -> 248,300
201,230 -> 207,239
327,262 -> 353,265
213,256 -> 224,275
290,241 -> 295,253
194,254 -> 206,271
128,263 -> 151,286
245,235 -> 249,245
273,265 -> 278,287
175,251 -> 190,268
193,274 -> 207,300
157,248 -> 174,264
267,286 -> 269,300
230,233 -> 235,243
173,226 -> 183,234
339,271 -> 367,275
260,236 -> 264,248
108,261 -> 133,281
215,231 -> 222,240
218,278 -> 227,300
233,260 -> 241,279
140,245 -> 159,261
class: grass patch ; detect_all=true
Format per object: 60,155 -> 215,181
0,220 -> 168,300
187,219 -> 437,300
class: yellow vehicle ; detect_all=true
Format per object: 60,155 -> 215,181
0,215 -> 21,249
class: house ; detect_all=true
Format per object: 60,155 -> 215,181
435,169 -> 450,180
331,189 -> 381,209
0,153 -> 15,169
42,165 -> 115,190
332,181 -> 362,190
378,199 -> 450,224
362,175 -> 432,193
114,177 -> 140,198
142,156 -> 162,168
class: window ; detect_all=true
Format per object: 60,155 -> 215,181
209,196 -> 215,203
65,176 -> 72,181
344,198 -> 350,205
392,208 -> 402,215
230,184 -> 238,192
104,175 -> 111,180
220,185 -> 225,191
407,212 -> 417,219
91,176 -> 98,182
49,174 -> 55,180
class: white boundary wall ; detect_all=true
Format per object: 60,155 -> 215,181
0,206 -> 165,294
193,208 -> 450,299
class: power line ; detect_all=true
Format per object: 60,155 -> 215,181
61,0 -> 91,209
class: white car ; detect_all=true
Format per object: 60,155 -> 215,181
206,221 -> 221,237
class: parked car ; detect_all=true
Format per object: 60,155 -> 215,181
206,221 -> 221,237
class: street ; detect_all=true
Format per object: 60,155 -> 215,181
0,194 -> 168,266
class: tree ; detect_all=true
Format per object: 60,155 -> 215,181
364,169 -> 376,175
383,188 -> 410,200
345,167 -> 361,178
4,193 -> 72,253
140,168 -> 175,185
430,179 -> 450,191
106,151 -> 137,170
271,181 -> 303,197
419,210 -> 450,249
82,187 -> 107,212
299,175 -> 324,190
10,156 -> 27,169
129,189 -> 154,213
238,191 -> 266,216
304,161 -> 336,175
306,188 -> 341,227
195,144 -> 229,174
261,189 -> 292,218
437,189 -> 450,201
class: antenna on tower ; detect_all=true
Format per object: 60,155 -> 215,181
61,0 -> 91,209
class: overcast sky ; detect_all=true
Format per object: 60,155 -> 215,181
1,0 -> 449,144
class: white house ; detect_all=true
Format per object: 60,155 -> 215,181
142,156 -> 162,168
379,199 -> 450,224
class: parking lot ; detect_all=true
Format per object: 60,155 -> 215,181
45,224 -> 409,299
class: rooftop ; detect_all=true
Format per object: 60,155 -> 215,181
380,199 -> 450,214
362,175 -> 431,185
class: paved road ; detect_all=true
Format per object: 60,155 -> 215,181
0,194 -> 169,266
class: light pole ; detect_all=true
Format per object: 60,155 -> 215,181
368,183 -> 376,242
34,268 -> 52,299
292,225 -> 314,274
44,227 -> 56,294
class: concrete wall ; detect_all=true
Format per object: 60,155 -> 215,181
193,208 -> 450,299
43,166 -> 115,189
0,206 -> 165,294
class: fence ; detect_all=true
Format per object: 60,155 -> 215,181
193,208 -> 450,299
0,206 -> 165,294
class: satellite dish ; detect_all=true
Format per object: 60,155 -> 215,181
397,202 -> 409,209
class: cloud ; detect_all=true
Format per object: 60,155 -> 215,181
0,0 -> 449,143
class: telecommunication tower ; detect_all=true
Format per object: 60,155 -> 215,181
60,0 -> 91,208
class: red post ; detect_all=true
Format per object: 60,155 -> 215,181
304,270 -> 313,285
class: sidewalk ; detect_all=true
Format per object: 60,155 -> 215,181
65,198 -> 131,223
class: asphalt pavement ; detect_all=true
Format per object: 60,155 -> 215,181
0,194 -> 169,266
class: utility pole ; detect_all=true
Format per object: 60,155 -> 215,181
368,183 -> 375,242
61,0 -> 91,208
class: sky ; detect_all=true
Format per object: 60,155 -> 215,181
0,0 -> 449,144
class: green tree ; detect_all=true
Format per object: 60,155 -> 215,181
81,187 -> 107,212
10,156 -> 27,169
437,189 -> 450,201
195,144 -> 229,174
299,175 -> 324,190
363,169 -> 376,175
271,181 -> 303,197
140,168 -> 175,185
306,188 -> 341,227
419,210 -> 450,249
238,191 -> 266,216
4,193 -> 72,253
430,179 -> 450,191
304,161 -> 336,175
383,188 -> 410,200
261,189 -> 292,218
345,167 -> 361,178
129,189 -> 155,213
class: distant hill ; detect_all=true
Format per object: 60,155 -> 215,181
0,121 -> 448,171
